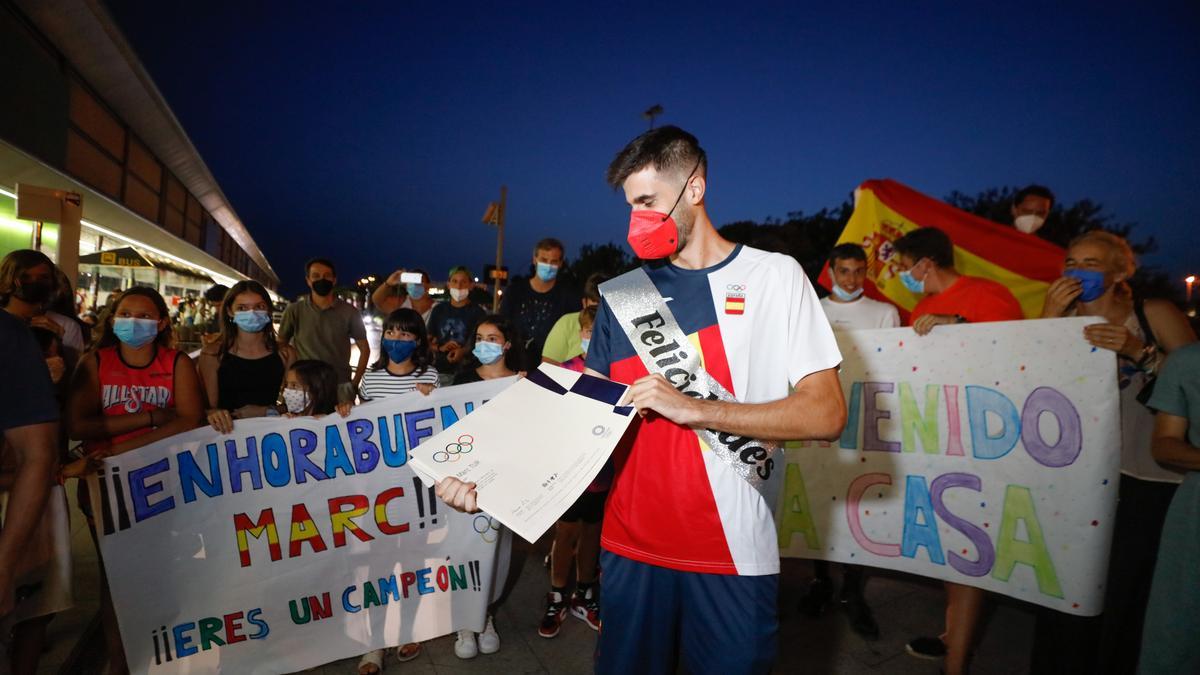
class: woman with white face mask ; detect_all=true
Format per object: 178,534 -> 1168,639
428,266 -> 486,387
1010,185 -> 1055,235
198,281 -> 295,433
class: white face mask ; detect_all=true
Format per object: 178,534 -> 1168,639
1014,214 -> 1046,234
283,387 -> 310,414
449,288 -> 470,302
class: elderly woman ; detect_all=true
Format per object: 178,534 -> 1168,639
1033,230 -> 1196,674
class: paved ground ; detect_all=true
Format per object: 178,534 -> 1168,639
35,491 -> 1035,674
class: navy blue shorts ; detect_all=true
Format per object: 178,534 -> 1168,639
595,550 -> 778,675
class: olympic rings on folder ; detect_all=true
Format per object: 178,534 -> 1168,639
432,434 -> 475,463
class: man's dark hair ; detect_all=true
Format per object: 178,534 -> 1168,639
203,283 -> 230,303
827,243 -> 868,267
0,249 -> 56,306
533,238 -> 564,257
606,125 -> 707,189
1013,185 -> 1055,208
305,257 -> 336,276
583,272 -> 609,303
893,228 -> 955,268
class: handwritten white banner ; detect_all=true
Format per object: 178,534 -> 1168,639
93,379 -> 511,674
777,318 -> 1120,615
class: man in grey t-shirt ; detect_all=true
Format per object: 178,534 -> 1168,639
278,258 -> 369,402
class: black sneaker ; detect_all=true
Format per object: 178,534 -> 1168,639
798,577 -> 833,618
905,636 -> 946,660
538,591 -> 568,638
842,595 -> 880,641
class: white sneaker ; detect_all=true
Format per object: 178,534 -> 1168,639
454,629 -> 478,659
477,615 -> 500,654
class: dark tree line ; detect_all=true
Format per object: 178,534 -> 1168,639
562,186 -> 1180,304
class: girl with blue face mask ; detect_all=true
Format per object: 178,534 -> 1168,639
355,307 -> 439,671
448,313 -> 524,659
357,308 -> 438,403
453,314 -> 526,385
198,281 -> 294,434
65,286 -> 206,675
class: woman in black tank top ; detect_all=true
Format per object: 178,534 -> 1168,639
198,281 -> 293,433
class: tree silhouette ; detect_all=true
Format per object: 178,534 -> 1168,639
568,242 -> 636,283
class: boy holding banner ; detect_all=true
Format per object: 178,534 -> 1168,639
440,126 -> 847,674
800,242 -> 899,639
892,227 -> 1023,674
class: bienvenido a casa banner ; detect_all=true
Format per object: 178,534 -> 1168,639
777,318 -> 1120,615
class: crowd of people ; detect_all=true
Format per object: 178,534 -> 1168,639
0,125 -> 1197,675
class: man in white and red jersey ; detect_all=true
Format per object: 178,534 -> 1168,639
439,126 -> 846,673
588,126 -> 846,673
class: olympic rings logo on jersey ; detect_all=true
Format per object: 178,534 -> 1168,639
432,434 -> 474,463
726,283 -> 746,292
473,514 -> 501,543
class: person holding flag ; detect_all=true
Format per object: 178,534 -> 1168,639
892,227 -> 1024,336
818,179 -> 1064,323
891,226 -> 1023,674
438,126 -> 846,674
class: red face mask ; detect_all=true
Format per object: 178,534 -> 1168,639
626,158 -> 702,260
627,210 -> 680,260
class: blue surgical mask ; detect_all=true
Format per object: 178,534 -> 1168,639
233,309 -> 271,333
831,283 -> 864,302
535,262 -> 558,282
580,337 -> 591,354
899,264 -> 925,294
113,317 -> 160,348
406,283 -> 426,300
382,338 -> 417,363
1064,268 -> 1107,302
473,341 -> 505,365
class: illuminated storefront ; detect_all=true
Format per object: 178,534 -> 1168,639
0,0 -> 278,313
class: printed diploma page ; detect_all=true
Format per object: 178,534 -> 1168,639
410,364 -> 635,542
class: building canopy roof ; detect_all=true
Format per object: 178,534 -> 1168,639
16,0 -> 278,286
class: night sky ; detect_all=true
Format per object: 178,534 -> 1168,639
104,1 -> 1199,296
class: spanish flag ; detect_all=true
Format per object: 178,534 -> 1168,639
818,179 -> 1064,319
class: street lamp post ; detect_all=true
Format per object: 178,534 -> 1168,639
482,187 -> 507,312
642,104 -> 663,130
1187,275 -> 1196,306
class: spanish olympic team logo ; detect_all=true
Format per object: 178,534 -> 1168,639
725,283 -> 746,315
433,434 -> 474,463
473,514 -> 501,543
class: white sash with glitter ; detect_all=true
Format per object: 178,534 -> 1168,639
601,267 -> 779,499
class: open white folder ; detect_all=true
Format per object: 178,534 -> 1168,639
411,364 -> 637,542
